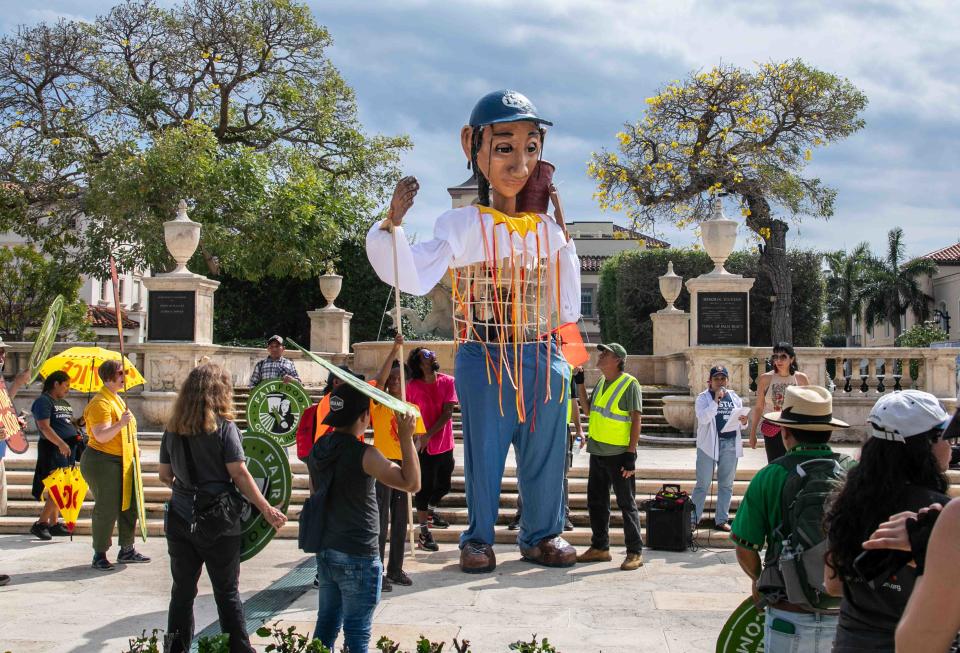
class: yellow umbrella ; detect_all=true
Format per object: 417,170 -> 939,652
38,346 -> 145,393
42,465 -> 88,534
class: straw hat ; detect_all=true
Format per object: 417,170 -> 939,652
763,385 -> 849,431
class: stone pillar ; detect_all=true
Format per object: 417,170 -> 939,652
308,308 -> 353,354
140,200 -> 220,426
308,268 -> 353,353
651,261 -> 690,355
141,201 -> 220,345
686,198 -> 755,346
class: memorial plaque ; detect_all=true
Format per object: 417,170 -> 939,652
148,290 -> 196,341
698,292 -> 748,345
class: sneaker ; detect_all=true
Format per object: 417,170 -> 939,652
0,574 -> 10,586
48,522 -> 71,537
30,521 -> 52,541
507,514 -> 520,531
416,526 -> 439,552
428,509 -> 450,529
563,516 -> 574,532
386,569 -> 413,586
117,548 -> 151,564
91,555 -> 114,571
313,573 -> 319,588
380,574 -> 393,593
713,522 -> 732,532
620,552 -> 644,571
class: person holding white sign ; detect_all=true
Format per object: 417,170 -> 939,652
692,366 -> 748,532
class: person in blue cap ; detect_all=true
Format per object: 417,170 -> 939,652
692,365 -> 747,532
366,89 -> 581,573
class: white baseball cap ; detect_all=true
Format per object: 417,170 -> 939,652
867,390 -> 951,442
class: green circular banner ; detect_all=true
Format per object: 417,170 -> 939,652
240,431 -> 292,562
28,295 -> 64,384
246,378 -> 311,448
716,598 -> 765,653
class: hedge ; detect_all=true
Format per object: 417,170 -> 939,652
598,248 -> 825,354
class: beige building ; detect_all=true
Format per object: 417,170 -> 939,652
852,241 -> 960,346
0,229 -> 148,344
446,175 -> 669,341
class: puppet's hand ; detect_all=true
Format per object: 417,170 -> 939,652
387,176 -> 419,227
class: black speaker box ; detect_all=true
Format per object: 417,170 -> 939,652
644,502 -> 693,552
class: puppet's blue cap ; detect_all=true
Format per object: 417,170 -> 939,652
468,90 -> 553,127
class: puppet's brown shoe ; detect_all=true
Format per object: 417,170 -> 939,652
460,541 -> 496,574
521,536 -> 577,568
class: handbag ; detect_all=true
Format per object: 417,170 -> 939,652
182,429 -> 247,541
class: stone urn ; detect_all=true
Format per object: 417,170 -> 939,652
658,261 -> 683,313
318,266 -> 343,309
700,197 -> 738,275
163,200 -> 201,275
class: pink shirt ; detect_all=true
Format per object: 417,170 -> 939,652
406,373 -> 458,455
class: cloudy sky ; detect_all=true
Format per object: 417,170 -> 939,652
5,0 -> 959,258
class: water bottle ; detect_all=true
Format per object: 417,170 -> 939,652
574,434 -> 583,453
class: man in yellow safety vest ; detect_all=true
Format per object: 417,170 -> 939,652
574,343 -> 644,571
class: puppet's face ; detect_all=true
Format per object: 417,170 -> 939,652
461,120 -> 542,199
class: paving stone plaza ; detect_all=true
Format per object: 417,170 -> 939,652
0,443 -> 871,653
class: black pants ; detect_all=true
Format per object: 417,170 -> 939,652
165,510 -> 253,653
376,473 -> 408,575
587,453 -> 643,554
413,448 -> 454,512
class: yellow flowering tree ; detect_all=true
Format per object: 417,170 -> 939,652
0,0 -> 409,281
589,60 -> 867,343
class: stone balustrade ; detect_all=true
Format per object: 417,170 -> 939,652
2,341 -> 352,429
664,346 -> 959,438
5,339 -> 956,438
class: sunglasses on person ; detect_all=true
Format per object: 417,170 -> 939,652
420,350 -> 436,360
771,353 -> 791,361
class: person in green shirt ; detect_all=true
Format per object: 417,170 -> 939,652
731,385 -> 851,653
574,343 -> 644,571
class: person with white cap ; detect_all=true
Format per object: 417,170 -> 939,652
731,384 -> 852,653
822,390 -> 952,653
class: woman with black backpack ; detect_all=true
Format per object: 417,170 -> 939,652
158,363 -> 287,653
823,390 -> 953,652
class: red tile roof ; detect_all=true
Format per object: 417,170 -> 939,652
919,242 -> 960,264
87,305 -> 139,329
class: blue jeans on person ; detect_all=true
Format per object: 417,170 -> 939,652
314,548 -> 382,653
691,436 -> 738,526
764,606 -> 838,653
456,341 -> 569,551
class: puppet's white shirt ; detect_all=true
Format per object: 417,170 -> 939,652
366,205 -> 581,325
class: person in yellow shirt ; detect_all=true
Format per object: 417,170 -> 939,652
80,359 -> 149,570
371,335 -> 425,591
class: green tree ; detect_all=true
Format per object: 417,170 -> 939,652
589,60 -> 867,344
597,247 -> 824,353
824,242 -> 872,345
895,322 -> 948,348
0,245 -> 92,340
859,227 -> 938,340
0,0 -> 408,281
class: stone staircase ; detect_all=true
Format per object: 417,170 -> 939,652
0,386 -> 786,550
229,385 -> 683,437
5,444 -> 959,550
0,454 -> 743,547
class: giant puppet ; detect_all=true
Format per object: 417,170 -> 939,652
367,90 -> 581,573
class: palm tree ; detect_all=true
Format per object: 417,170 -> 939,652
858,228 -> 938,341
824,242 -> 872,345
